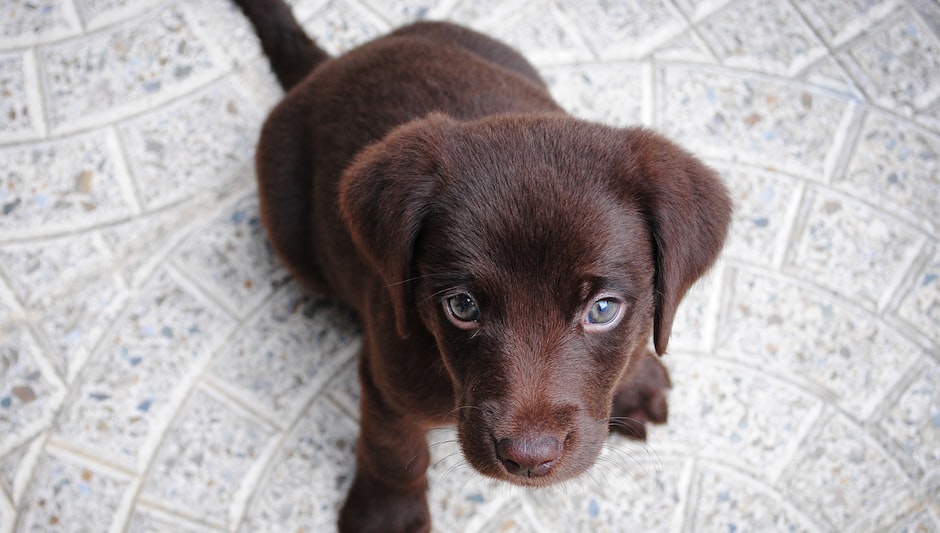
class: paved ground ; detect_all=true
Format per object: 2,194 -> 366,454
1,0 -> 939,531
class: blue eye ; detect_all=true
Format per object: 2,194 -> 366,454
586,298 -> 621,325
446,293 -> 480,323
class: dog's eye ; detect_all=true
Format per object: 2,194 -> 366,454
445,293 -> 480,326
585,297 -> 622,328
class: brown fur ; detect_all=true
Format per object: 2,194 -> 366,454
233,1 -> 732,531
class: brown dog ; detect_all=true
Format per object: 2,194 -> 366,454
233,1 -> 732,531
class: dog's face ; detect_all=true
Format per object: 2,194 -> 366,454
340,113 -> 731,485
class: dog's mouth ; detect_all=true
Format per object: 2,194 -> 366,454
455,409 -> 606,487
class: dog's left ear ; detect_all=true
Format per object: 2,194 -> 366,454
339,113 -> 456,338
615,128 -> 732,355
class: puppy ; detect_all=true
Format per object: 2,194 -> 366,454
233,1 -> 732,531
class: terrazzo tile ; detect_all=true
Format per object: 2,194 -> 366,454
139,387 -> 276,529
671,0 -> 734,21
785,189 -> 924,308
887,508 -> 940,533
53,268 -> 236,472
182,0 -> 269,69
878,360 -> 940,480
0,494 -> 11,533
0,329 -> 64,457
238,398 -> 356,532
471,502 -> 545,533
16,451 -> 132,532
34,271 -> 127,383
126,506 -> 224,533
73,0 -> 164,30
171,194 -> 282,317
781,412 -> 914,530
425,430 -> 511,533
0,232 -> 111,305
839,7 -> 940,114
687,464 -> 820,533
208,283 -> 359,423
0,0 -> 80,47
800,56 -> 865,99
524,453 -> 685,533
668,272 -> 719,352
719,163 -> 801,266
657,354 -> 819,478
658,65 -> 851,178
360,0 -> 452,26
297,0 -> 390,56
697,0 -> 826,77
118,77 -> 262,211
895,246 -> 940,344
556,0 -> 686,60
0,130 -> 137,238
650,30 -> 717,64
837,110 -> 940,234
0,433 -> 43,507
0,50 -> 43,143
790,0 -> 900,47
543,63 -> 646,127
468,0 -> 593,65
37,4 -> 223,133
717,268 -> 921,419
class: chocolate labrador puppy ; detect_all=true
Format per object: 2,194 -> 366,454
233,1 -> 732,531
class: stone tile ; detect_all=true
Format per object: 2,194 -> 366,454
0,434 -> 43,506
425,429 -> 511,533
800,56 -> 865,99
668,270 -> 720,352
839,7 -> 940,114
698,0 -> 827,77
361,0 -> 452,25
139,387 -> 276,529
37,4 -> 223,133
34,271 -> 128,383
671,0 -> 734,21
0,50 -> 44,143
16,451 -> 132,532
657,354 -> 819,478
183,0 -> 268,69
782,412 -> 914,530
0,0 -> 80,47
126,506 -> 224,533
838,111 -> 940,234
208,283 -> 359,423
651,30 -> 717,63
298,0 -> 390,56
0,232 -> 110,305
238,398 -> 356,532
118,77 -> 262,210
878,360 -> 940,480
785,189 -> 924,308
0,494 -> 11,533
73,0 -> 164,30
171,193 -> 283,317
658,66 -> 851,178
54,269 -> 236,471
543,63 -> 645,127
688,465 -> 821,533
524,453 -> 685,533
791,0 -> 901,47
0,328 -> 64,457
465,0 -> 593,65
471,502 -> 546,533
886,508 -> 940,533
0,130 -> 138,238
895,246 -> 940,344
556,0 -> 686,60
719,163 -> 801,266
717,268 -> 921,419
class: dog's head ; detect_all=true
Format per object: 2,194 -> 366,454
340,113 -> 731,485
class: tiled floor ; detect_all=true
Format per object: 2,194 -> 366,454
1,0 -> 938,531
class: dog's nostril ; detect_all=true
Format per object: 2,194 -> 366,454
496,435 -> 563,477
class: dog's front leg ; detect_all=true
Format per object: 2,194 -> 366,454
339,341 -> 432,533
608,348 -> 672,441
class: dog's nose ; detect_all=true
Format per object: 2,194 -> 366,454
496,435 -> 563,477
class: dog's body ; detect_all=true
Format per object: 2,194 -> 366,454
234,1 -> 732,531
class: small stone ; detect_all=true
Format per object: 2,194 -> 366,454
12,385 -> 37,403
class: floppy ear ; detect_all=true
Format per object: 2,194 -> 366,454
618,128 -> 732,355
338,113 -> 456,338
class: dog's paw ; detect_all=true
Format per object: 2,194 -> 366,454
339,468 -> 431,533
609,350 -> 671,441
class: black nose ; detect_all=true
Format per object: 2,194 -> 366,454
496,435 -> 563,477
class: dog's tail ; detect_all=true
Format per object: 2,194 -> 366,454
233,0 -> 330,90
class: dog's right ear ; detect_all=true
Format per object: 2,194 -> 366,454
339,113 -> 456,338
